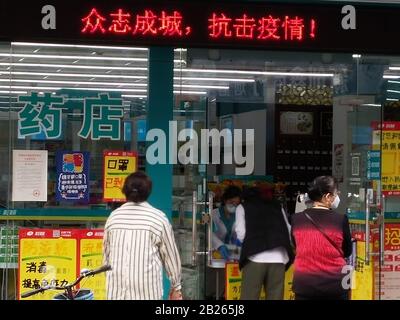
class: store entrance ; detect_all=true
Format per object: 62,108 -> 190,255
171,49 -> 400,300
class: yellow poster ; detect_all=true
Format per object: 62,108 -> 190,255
225,262 -> 293,300
225,263 -> 242,300
79,230 -> 106,300
351,240 -> 374,300
19,230 -> 77,300
372,122 -> 400,196
284,265 -> 295,300
103,151 -> 137,202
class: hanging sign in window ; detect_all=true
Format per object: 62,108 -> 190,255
12,150 -> 48,202
55,151 -> 90,203
103,151 -> 137,202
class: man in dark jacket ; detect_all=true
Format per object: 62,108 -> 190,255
235,187 -> 294,300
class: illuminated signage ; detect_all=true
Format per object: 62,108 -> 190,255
80,8 -> 316,42
81,8 -> 192,37
3,1 -> 400,53
208,13 -> 315,41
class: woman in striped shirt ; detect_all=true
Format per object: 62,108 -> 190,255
103,172 -> 182,300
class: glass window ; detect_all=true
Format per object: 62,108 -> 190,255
4,42 -> 149,210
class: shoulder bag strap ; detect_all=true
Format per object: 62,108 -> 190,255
303,211 -> 343,256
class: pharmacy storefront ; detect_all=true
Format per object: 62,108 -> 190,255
0,0 -> 400,300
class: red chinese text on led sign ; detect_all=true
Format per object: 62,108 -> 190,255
81,8 -> 192,37
81,8 -> 317,42
209,13 -> 317,41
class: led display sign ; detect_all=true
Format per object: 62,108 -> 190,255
2,1 -> 400,54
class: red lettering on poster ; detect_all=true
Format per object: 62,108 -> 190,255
385,227 -> 400,250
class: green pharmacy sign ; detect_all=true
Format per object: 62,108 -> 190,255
17,92 -> 124,140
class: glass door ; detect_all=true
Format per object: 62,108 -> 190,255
344,101 -> 383,300
171,92 -> 210,300
344,55 -> 400,300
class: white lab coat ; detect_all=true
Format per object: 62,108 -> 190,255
211,207 -> 237,250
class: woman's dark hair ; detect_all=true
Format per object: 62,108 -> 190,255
241,186 -> 261,202
122,171 -> 152,203
307,176 -> 338,202
222,185 -> 242,203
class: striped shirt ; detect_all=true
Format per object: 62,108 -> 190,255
103,201 -> 182,300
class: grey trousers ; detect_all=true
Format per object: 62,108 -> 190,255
240,261 -> 285,300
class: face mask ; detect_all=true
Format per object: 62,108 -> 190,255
226,204 -> 237,213
331,195 -> 340,209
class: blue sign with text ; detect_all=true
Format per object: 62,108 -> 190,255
367,150 -> 381,180
55,151 -> 90,203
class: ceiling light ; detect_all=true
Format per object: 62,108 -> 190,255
176,84 -> 229,89
387,89 -> 400,94
361,104 -> 381,107
352,54 -> 362,59
11,42 -> 148,51
0,71 -> 252,83
173,90 -> 207,95
12,43 -> 189,54
0,78 -> 147,87
175,77 -> 254,82
0,96 -> 18,99
0,78 -> 228,91
122,91 -> 207,97
0,62 -> 148,71
0,53 -> 148,62
121,94 -> 148,98
383,75 -> 400,79
181,68 -> 334,77
386,98 -> 399,101
0,85 -> 147,93
0,71 -> 147,79
0,53 -> 186,65
0,90 -> 27,94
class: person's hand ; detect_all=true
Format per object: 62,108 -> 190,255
169,288 -> 183,300
218,245 -> 230,260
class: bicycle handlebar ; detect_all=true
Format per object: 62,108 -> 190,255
20,265 -> 112,299
70,264 -> 112,287
85,264 -> 112,277
21,287 -> 47,298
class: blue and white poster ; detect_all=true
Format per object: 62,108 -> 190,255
55,151 -> 90,202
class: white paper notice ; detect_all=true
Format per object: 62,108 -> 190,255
12,150 -> 48,202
